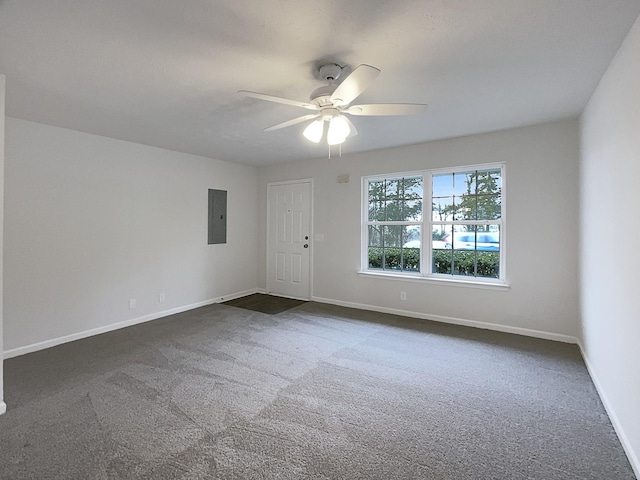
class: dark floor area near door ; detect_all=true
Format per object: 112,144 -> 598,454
222,293 -> 306,314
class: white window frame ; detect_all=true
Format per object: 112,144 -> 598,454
360,163 -> 507,288
361,171 -> 425,275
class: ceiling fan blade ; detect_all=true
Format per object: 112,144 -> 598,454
263,113 -> 320,132
237,90 -> 318,111
330,64 -> 381,106
344,103 -> 428,116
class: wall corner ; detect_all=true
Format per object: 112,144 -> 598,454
0,73 -> 5,414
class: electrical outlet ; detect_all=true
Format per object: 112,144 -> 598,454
400,291 -> 407,301
159,292 -> 165,303
129,298 -> 137,309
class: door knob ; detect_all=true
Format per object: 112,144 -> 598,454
304,244 -> 309,248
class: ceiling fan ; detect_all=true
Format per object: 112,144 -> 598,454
238,63 -> 428,146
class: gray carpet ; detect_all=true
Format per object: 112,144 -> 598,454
0,302 -> 635,479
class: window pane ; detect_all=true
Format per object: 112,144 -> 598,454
433,173 -> 465,220
402,199 -> 422,221
435,170 -> 502,222
456,197 -> 474,221
368,199 -> 384,221
436,225 -> 500,278
434,249 -> 500,278
368,247 -> 383,270
433,173 -> 454,197
476,251 -> 500,278
402,249 -> 420,271
475,194 -> 501,220
475,225 -> 500,251
458,193 -> 501,221
432,224 -> 452,273
383,225 -> 402,247
454,227 -> 476,250
461,171 -> 476,195
402,226 -> 420,272
432,196 -> 454,222
385,199 -> 402,221
432,224 -> 450,251
368,180 -> 384,200
452,250 -> 477,276
402,225 -> 420,247
476,169 -> 502,195
403,177 -> 423,200
368,225 -> 382,247
367,226 -> 422,273
385,179 -> 401,199
433,248 -> 453,274
469,170 -> 501,220
444,226 -> 500,251
383,248 -> 402,270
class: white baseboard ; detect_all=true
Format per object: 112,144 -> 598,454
265,291 -> 308,301
310,296 -> 579,344
578,342 -> 640,479
3,288 -> 261,360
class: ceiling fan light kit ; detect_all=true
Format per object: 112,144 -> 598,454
327,115 -> 351,145
303,119 -> 324,143
303,112 -> 353,146
238,63 -> 428,148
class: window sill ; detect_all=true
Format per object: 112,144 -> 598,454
357,270 -> 510,290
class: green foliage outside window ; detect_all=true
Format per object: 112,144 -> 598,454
432,249 -> 499,278
368,247 -> 420,272
368,248 -> 499,277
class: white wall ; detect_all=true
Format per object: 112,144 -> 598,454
258,119 -> 581,339
580,15 -> 640,477
0,75 -> 6,414
4,118 -> 258,355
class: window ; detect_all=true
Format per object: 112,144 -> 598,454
365,175 -> 423,272
362,164 -> 505,284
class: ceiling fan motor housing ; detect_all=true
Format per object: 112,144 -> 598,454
317,63 -> 342,81
310,64 -> 344,106
310,85 -> 337,106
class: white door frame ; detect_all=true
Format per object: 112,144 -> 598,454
266,178 -> 313,300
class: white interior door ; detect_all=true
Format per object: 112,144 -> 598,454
267,180 -> 312,300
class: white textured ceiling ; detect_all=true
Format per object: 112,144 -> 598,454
1,0 -> 639,166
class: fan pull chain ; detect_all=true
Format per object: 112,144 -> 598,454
327,144 -> 344,159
